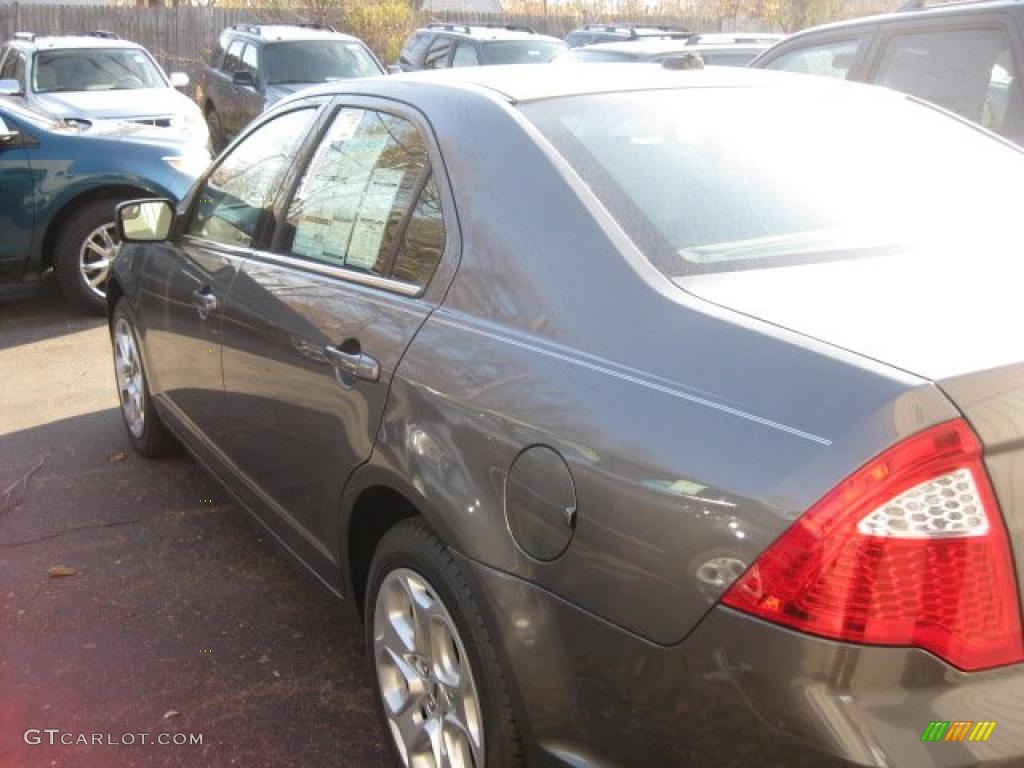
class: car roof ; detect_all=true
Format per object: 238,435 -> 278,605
583,39 -> 774,55
8,34 -> 144,51
416,24 -> 563,42
292,62 -> 873,104
223,24 -> 362,44
779,0 -> 1022,38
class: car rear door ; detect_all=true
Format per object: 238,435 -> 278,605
137,103 -> 322,450
217,97 -> 454,578
861,11 -> 1024,143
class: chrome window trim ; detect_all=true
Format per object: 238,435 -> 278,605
181,235 -> 423,298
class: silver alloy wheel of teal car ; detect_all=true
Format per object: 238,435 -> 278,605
113,316 -> 145,439
80,222 -> 120,299
373,567 -> 485,768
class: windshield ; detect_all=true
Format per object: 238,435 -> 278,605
265,41 -> 381,85
523,87 -> 1022,274
33,48 -> 166,93
482,40 -> 567,65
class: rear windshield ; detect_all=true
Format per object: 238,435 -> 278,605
34,48 -> 165,93
482,40 -> 567,65
265,41 -> 381,85
523,87 -> 1022,274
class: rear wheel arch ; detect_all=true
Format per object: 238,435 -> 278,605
345,484 -> 422,622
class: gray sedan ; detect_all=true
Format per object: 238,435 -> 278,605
108,64 -> 1024,767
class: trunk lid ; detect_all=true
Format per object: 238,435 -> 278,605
679,251 -> 1024,616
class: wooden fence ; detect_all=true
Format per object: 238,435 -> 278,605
0,4 -> 764,96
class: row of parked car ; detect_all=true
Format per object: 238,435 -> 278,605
2,0 -> 1024,313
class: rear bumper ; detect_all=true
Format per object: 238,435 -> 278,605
458,554 -> 1024,768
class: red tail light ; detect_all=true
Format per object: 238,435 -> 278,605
721,419 -> 1024,671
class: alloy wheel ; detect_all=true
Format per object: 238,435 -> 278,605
80,222 -> 119,299
373,567 -> 484,768
113,317 -> 145,439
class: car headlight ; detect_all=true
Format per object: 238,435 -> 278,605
164,151 -> 210,178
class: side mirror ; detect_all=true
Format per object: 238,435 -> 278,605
0,78 -> 23,97
0,115 -> 18,143
232,70 -> 256,87
169,72 -> 190,88
117,199 -> 174,243
387,64 -> 402,75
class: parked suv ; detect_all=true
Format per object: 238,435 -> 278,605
0,31 -> 207,147
751,0 -> 1024,145
564,22 -> 691,47
0,99 -> 204,312
394,23 -> 567,71
197,23 -> 383,151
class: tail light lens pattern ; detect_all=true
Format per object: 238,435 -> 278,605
722,419 -> 1024,671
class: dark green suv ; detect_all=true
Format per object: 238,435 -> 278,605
0,99 -> 205,312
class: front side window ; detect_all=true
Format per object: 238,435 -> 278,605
223,40 -> 244,73
187,108 -> 317,247
452,42 -> 479,67
524,88 -> 1022,275
424,38 -> 453,69
763,38 -> 860,79
265,41 -> 381,84
873,27 -> 1022,136
0,51 -> 25,89
240,44 -> 259,78
283,108 -> 445,289
33,48 -> 165,93
481,40 -> 567,65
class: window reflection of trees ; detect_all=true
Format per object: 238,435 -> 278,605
189,109 -> 314,246
286,109 -> 443,286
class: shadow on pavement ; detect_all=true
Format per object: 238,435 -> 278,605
1,407 -> 390,766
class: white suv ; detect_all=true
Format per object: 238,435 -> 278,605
0,31 -> 208,147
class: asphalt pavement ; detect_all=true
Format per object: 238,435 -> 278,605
0,282 -> 390,768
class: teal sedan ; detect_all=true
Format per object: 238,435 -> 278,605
0,99 -> 208,312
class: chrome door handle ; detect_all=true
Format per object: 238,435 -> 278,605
325,344 -> 380,383
191,289 -> 218,318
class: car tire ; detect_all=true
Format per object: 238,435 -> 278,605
206,105 -> 224,153
54,198 -> 122,314
110,298 -> 179,458
365,518 -> 525,768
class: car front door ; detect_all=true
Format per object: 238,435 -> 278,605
138,103 -> 322,452
0,107 -> 34,280
217,99 -> 452,579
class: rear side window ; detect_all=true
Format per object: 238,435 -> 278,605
524,88 -> 1023,275
187,107 -> 317,247
763,38 -> 860,78
282,108 -> 445,290
223,40 -> 244,73
873,27 -> 1023,136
